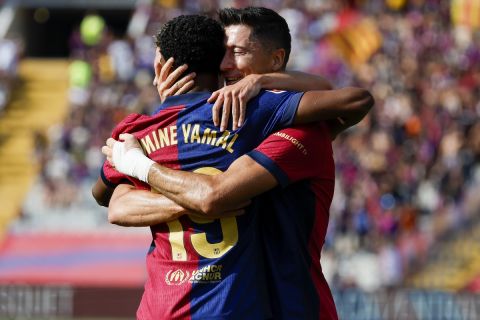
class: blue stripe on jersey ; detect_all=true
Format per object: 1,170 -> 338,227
259,184 -> 320,319
247,150 -> 290,187
190,203 -> 270,320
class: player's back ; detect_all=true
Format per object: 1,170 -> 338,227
102,90 -> 302,319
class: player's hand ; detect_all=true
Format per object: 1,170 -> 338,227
102,134 -> 154,182
209,74 -> 262,131
119,133 -> 144,153
102,134 -> 144,164
101,139 -> 114,164
154,57 -> 196,103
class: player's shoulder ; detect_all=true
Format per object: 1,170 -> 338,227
276,122 -> 332,143
111,113 -> 148,137
250,89 -> 300,105
115,113 -> 149,128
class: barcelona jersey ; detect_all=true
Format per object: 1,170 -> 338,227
247,124 -> 338,320
101,90 -> 302,319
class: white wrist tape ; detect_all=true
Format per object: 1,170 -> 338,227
112,141 -> 155,183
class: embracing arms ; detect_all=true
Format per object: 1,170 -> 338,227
107,184 -> 188,226
101,134 -> 276,217
145,153 -> 275,216
159,61 -> 372,136
294,87 -> 373,137
91,177 -> 191,225
92,174 -> 246,225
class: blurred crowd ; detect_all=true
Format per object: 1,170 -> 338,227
27,0 -> 480,291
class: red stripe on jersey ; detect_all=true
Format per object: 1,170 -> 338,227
131,106 -> 198,319
139,218 -> 202,319
309,182 -> 338,320
252,123 -> 333,183
102,106 -> 184,189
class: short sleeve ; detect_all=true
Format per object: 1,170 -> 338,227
245,90 -> 304,139
101,161 -> 129,188
273,91 -> 303,128
247,123 -> 334,187
99,112 -> 148,188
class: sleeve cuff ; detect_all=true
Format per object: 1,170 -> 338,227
247,150 -> 290,188
100,167 -> 119,189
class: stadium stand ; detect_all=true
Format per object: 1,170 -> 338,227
0,59 -> 69,237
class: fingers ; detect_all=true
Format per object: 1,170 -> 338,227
212,94 -> 224,127
106,138 -> 116,148
208,90 -> 219,103
171,71 -> 195,96
220,93 -> 231,132
175,79 -> 195,95
119,133 -> 134,141
238,93 -> 246,128
101,145 -> 112,158
158,62 -> 192,101
164,64 -> 189,89
210,81 -> 254,130
231,95 -> 239,130
118,133 -> 143,152
159,57 -> 174,82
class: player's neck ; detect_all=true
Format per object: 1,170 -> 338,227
188,74 -> 219,93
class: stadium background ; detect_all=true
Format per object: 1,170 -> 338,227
0,0 -> 479,318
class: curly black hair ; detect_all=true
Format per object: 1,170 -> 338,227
218,7 -> 291,69
155,15 -> 225,75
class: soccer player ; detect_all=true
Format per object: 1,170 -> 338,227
94,11 -> 372,320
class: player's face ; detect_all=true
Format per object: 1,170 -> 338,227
221,25 -> 279,85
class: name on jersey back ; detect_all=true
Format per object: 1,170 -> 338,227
140,123 -> 239,155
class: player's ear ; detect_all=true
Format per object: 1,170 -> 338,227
271,48 -> 286,72
153,47 -> 166,86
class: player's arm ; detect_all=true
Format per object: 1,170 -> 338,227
156,60 -> 333,130
92,177 -> 115,207
208,75 -> 372,136
90,166 -> 186,224
107,183 -> 189,226
294,87 -> 374,137
145,155 -> 275,216
209,72 -> 333,131
97,179 -> 245,226
255,71 -> 333,91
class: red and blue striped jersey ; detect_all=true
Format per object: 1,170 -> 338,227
248,123 -> 338,320
101,90 -> 302,319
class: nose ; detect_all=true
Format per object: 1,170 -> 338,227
220,51 -> 234,71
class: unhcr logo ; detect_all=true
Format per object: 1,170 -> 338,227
164,265 -> 223,285
190,265 -> 222,283
165,269 -> 190,286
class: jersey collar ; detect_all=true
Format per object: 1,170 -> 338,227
153,92 -> 212,114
